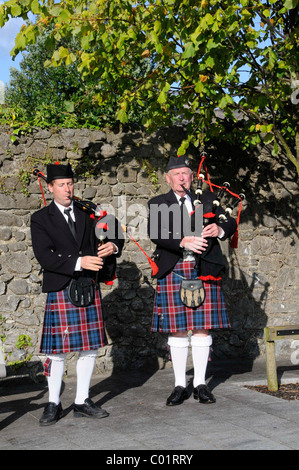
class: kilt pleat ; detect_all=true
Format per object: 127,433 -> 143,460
40,287 -> 107,354
152,259 -> 230,333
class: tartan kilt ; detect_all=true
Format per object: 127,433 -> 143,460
39,286 -> 107,355
152,259 -> 230,333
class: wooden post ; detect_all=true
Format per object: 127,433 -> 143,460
264,327 -> 278,391
264,325 -> 299,391
265,341 -> 278,391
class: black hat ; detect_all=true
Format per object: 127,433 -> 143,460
166,155 -> 192,171
47,163 -> 74,183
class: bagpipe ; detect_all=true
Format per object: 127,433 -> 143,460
181,151 -> 245,271
67,196 -> 159,277
32,168 -> 159,280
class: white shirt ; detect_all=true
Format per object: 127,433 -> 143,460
54,200 -> 75,221
173,192 -> 193,214
54,201 -> 82,271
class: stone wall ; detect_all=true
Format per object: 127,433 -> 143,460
0,125 -> 298,376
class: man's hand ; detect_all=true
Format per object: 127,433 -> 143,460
181,236 -> 208,254
81,255 -> 104,271
202,223 -> 223,238
97,241 -> 117,258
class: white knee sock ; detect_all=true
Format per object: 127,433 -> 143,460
191,335 -> 212,388
168,336 -> 189,388
46,353 -> 66,405
75,349 -> 97,405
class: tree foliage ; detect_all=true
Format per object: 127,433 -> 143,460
4,28 -> 153,128
0,0 -> 298,175
5,32 -> 84,126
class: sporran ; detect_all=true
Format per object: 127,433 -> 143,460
179,278 -> 205,308
68,276 -> 95,307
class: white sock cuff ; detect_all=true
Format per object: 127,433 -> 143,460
168,336 -> 189,348
47,353 -> 66,362
191,335 -> 212,347
78,349 -> 98,360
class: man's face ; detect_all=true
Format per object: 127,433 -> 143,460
48,178 -> 74,206
166,167 -> 193,196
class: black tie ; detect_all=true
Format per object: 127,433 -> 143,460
64,208 -> 77,240
180,197 -> 188,237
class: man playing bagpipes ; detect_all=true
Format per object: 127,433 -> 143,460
148,154 -> 240,406
31,163 -> 124,425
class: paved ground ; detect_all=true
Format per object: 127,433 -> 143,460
1,357 -> 299,453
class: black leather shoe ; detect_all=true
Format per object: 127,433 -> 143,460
166,386 -> 188,406
39,402 -> 63,426
193,384 -> 216,404
73,398 -> 109,419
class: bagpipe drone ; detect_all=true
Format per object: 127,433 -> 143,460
180,151 -> 245,272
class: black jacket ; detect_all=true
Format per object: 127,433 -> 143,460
148,189 -> 237,280
31,200 -> 124,292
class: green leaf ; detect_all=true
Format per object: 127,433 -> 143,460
272,141 -> 279,156
11,4 -> 22,16
14,32 -> 27,51
228,21 -> 239,33
64,101 -> 75,112
65,52 -> 76,65
52,50 -> 61,62
177,145 -> 186,155
157,91 -> 167,104
283,0 -> 298,9
263,133 -> 274,144
82,35 -> 91,50
205,55 -> 215,68
163,82 -> 171,93
268,49 -> 277,69
206,39 -> 217,51
58,9 -> 71,23
182,42 -> 196,59
190,26 -> 201,45
89,3 -> 98,15
195,81 -> 205,93
218,94 -> 233,109
59,46 -> 69,58
218,96 -> 227,109
154,20 -> 162,34
246,40 -> 257,48
43,59 -> 52,68
49,6 -> 62,17
127,28 -> 137,40
31,0 -> 41,14
177,138 -> 190,155
116,108 -> 128,123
